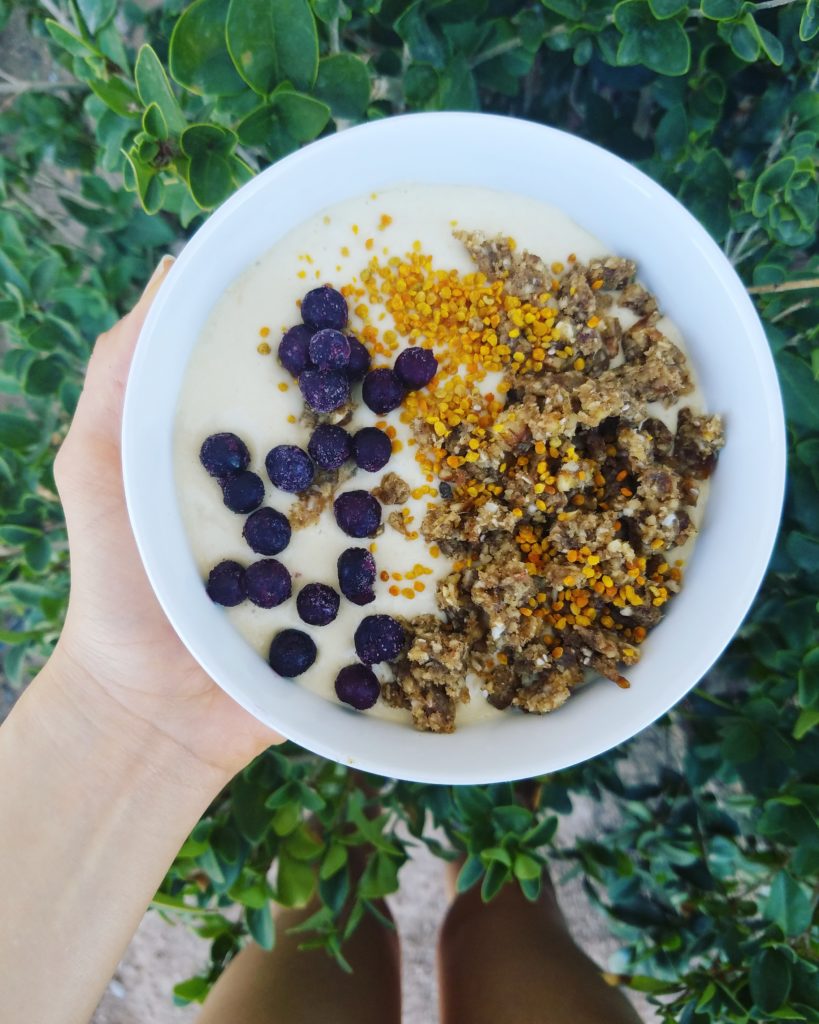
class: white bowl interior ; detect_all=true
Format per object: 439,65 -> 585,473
123,113 -> 785,784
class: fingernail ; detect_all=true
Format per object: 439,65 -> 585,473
149,254 -> 175,283
142,254 -> 174,293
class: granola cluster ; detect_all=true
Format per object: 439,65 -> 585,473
370,233 -> 724,731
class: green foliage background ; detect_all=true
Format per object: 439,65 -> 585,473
1,0 -> 818,1018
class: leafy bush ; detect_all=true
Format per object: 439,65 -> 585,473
1,1 -> 818,1019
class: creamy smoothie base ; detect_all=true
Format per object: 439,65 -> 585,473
174,184 -> 724,731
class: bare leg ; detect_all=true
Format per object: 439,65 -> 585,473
439,871 -> 642,1024
197,899 -> 401,1024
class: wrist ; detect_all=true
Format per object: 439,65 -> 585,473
28,645 -> 233,800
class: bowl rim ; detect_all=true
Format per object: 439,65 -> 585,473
122,111 -> 786,784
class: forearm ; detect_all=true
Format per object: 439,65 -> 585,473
0,653 -> 229,1024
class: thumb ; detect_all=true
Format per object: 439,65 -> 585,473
73,255 -> 175,446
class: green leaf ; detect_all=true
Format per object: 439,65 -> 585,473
284,825 -> 323,861
523,815 -> 558,847
786,533 -> 819,574
135,45 -> 187,133
405,63 -> 439,105
231,776 -> 271,842
272,801 -> 300,837
169,0 -> 246,96
312,0 -> 341,21
196,845 -> 225,885
749,19 -> 785,66
794,708 -> 819,740
4,646 -> 27,687
276,852 -> 315,907
614,0 -> 691,76
87,76 -> 140,119
701,0 -> 742,18
764,872 -> 814,937
540,0 -> 583,16
798,652 -> 819,709
96,20 -> 129,71
628,975 -> 681,994
143,103 -> 169,141
180,124 -> 239,209
647,0 -> 686,17
24,535 -> 52,572
76,0 -> 116,33
481,846 -> 512,867
272,90 -> 330,142
319,842 -> 348,880
751,949 -> 792,1012
513,853 -> 542,881
172,976 -> 210,1005
122,149 -> 164,216
718,16 -> 760,62
237,106 -> 297,156
24,355 -> 65,397
0,525 -> 42,545
437,54 -> 479,110
493,805 -> 532,833
801,0 -> 819,41
519,874 -> 542,902
246,904 -> 275,950
456,854 -> 485,893
480,858 -> 509,901
314,54 -> 370,120
29,257 -> 61,303
656,103 -> 687,160
777,352 -> 819,431
395,3 -> 447,69
359,851 -> 400,900
44,19 -> 101,58
678,148 -> 734,239
226,0 -> 318,94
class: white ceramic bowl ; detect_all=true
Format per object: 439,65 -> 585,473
123,112 -> 785,785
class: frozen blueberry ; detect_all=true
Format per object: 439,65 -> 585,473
308,329 -> 350,370
439,481 -> 453,499
335,664 -> 380,711
337,547 -> 376,605
301,285 -> 348,331
221,471 -> 265,513
395,347 -> 438,391
299,369 -> 351,414
206,560 -> 246,606
269,628 -> 317,678
334,489 -> 382,538
362,368 -> 405,415
353,427 -> 392,473
296,582 -> 340,626
278,324 -> 313,378
245,559 -> 292,608
354,614 -> 406,665
243,507 -> 291,555
200,432 -> 250,478
307,423 -> 353,471
265,444 -> 315,493
346,335 -> 371,381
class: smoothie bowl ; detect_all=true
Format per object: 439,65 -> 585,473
122,113 -> 785,784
